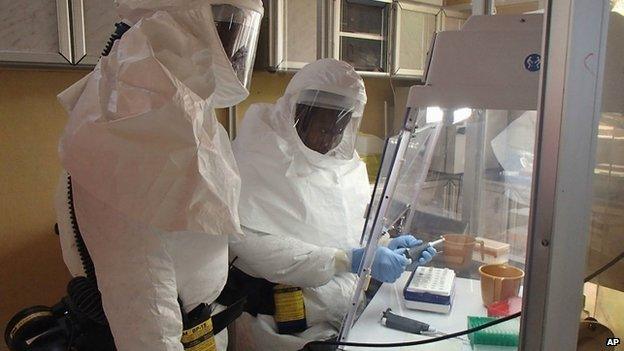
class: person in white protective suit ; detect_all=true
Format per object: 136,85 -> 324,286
54,1 -> 263,350
229,58 -> 436,351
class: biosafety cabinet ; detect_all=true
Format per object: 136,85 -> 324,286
300,3 -> 622,351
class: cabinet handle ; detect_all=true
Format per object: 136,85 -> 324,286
70,0 -> 87,64
56,0 -> 73,64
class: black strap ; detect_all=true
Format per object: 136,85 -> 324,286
212,296 -> 246,335
216,266 -> 276,316
180,294 -> 247,335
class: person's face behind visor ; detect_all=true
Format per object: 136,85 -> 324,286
294,99 -> 354,155
212,4 -> 262,88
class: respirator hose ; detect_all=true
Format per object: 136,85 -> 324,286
101,22 -> 131,57
66,175 -> 96,283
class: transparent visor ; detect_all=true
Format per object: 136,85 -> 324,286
293,89 -> 357,155
212,4 -> 262,89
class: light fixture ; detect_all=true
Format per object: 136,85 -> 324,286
453,108 -> 472,124
426,107 -> 444,123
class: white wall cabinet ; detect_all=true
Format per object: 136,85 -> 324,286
265,0 -> 328,71
333,0 -> 391,75
0,0 -> 71,65
334,0 -> 469,78
391,2 -> 468,77
0,0 -> 117,66
439,8 -> 469,32
392,2 -> 439,77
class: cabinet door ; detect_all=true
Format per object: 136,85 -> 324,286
72,0 -> 118,65
392,2 -> 439,77
270,0 -> 322,70
440,9 -> 469,32
334,0 -> 391,74
0,0 -> 70,64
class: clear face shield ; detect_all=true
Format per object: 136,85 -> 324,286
212,4 -> 262,89
293,89 -> 358,155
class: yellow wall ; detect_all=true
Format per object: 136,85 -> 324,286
0,68 -> 87,338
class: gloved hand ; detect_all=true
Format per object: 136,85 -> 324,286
416,246 -> 437,265
351,247 -> 410,283
388,235 -> 422,250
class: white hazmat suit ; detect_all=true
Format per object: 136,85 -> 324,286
55,1 -> 263,350
230,59 -> 371,350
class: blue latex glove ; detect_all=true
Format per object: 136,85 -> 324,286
389,235 -> 438,265
417,246 -> 437,265
351,247 -> 410,283
388,235 -> 422,250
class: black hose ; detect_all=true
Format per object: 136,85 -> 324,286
584,251 -> 624,283
101,22 -> 131,57
67,175 -> 96,283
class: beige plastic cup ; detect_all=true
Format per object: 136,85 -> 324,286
442,234 -> 485,270
479,264 -> 524,306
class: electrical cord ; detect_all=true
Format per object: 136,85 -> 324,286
308,312 -> 521,348
584,250 -> 624,282
304,249 -> 624,348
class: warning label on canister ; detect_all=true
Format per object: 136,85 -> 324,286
274,285 -> 306,323
181,318 -> 217,351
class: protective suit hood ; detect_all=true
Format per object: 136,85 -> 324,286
247,58 -> 367,167
233,59 -> 370,250
57,0 -> 265,235
113,0 -> 263,107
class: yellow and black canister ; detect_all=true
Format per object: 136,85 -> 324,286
273,284 -> 308,334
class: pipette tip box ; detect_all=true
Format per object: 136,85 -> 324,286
403,266 -> 456,314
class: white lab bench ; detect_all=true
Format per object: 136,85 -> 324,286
345,273 -> 519,351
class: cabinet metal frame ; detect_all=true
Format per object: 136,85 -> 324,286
391,1 -> 442,77
521,0 -> 610,350
70,0 -> 91,65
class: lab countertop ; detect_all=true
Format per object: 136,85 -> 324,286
345,274 -> 519,351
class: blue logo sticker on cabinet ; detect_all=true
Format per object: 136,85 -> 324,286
524,54 -> 541,72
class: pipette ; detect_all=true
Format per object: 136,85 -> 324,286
404,237 -> 445,270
